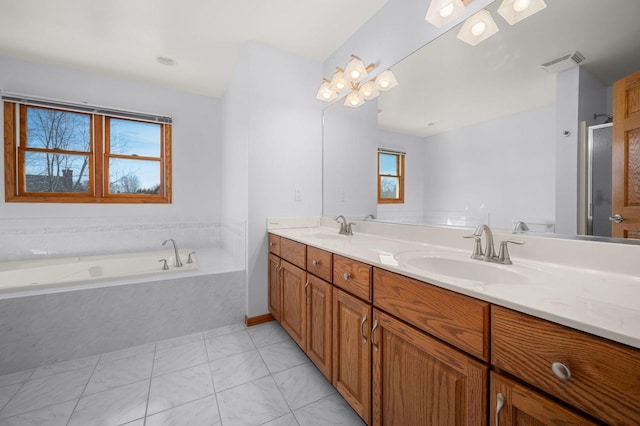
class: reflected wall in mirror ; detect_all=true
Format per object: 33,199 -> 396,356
323,0 -> 640,239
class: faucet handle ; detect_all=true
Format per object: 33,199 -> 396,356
159,259 -> 169,270
463,234 -> 484,259
497,240 -> 525,264
187,251 -> 196,264
345,222 -> 355,235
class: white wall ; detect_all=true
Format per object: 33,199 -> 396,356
323,101 -> 379,219
377,128 -> 424,221
422,105 -> 556,230
0,56 -> 223,258
222,43 -> 323,318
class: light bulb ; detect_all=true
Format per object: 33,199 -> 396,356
363,88 -> 372,97
513,0 -> 531,12
322,91 -> 331,100
350,98 -> 359,106
336,82 -> 345,90
471,20 -> 487,36
439,2 -> 454,18
380,80 -> 390,88
350,70 -> 361,80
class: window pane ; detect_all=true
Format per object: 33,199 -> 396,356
109,158 -> 160,194
25,151 -> 90,193
379,153 -> 398,175
110,118 -> 161,157
26,107 -> 90,152
380,176 -> 400,199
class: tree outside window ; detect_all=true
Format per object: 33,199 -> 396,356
378,150 -> 405,204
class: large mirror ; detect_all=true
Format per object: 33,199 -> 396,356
323,0 -> 640,239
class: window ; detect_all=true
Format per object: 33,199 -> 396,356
378,150 -> 405,204
4,101 -> 171,203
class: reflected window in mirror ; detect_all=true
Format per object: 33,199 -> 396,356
378,150 -> 405,204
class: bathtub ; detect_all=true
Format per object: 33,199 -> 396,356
0,247 -> 245,375
0,249 -> 199,294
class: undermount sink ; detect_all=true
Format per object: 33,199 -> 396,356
303,232 -> 346,240
394,252 -> 532,285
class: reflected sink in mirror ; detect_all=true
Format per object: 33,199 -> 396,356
394,251 -> 532,285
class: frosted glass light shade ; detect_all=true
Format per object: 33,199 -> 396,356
344,91 -> 365,108
456,9 -> 499,46
425,0 -> 467,28
359,81 -> 380,100
497,0 -> 546,25
374,70 -> 399,91
343,56 -> 368,83
315,82 -> 338,102
329,69 -> 348,93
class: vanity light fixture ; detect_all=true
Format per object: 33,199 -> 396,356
497,0 -> 546,25
316,55 -> 399,108
425,0 -> 467,28
456,9 -> 499,46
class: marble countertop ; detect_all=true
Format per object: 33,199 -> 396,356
269,225 -> 640,350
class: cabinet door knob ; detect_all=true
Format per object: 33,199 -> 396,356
360,314 -> 368,343
269,242 -> 275,246
495,393 -> 505,426
551,362 -> 572,380
312,259 -> 319,266
343,272 -> 351,280
371,320 -> 379,351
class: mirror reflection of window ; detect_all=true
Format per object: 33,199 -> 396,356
378,149 -> 405,204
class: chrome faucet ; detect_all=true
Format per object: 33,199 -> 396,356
464,224 -> 524,265
364,214 -> 376,221
335,215 -> 354,235
162,239 -> 183,267
512,221 -> 530,234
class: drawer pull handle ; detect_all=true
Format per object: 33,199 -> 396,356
371,320 -> 379,351
360,314 -> 368,343
312,259 -> 319,266
343,272 -> 351,280
495,393 -> 505,426
551,362 -> 572,380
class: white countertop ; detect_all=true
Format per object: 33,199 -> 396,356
269,224 -> 640,350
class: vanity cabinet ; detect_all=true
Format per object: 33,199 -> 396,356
306,272 -> 333,380
333,287 -> 372,424
490,372 -> 597,426
492,306 -> 640,425
280,260 -> 307,350
372,309 -> 488,426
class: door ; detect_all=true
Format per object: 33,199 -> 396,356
490,372 -> 597,426
612,69 -> 640,238
268,253 -> 282,322
588,123 -> 613,237
333,287 -> 371,424
372,309 -> 487,426
306,274 -> 332,381
280,260 -> 306,350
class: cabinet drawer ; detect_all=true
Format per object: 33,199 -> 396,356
268,234 -> 281,256
280,238 -> 306,269
373,267 -> 489,361
333,255 -> 372,302
306,246 -> 332,282
492,306 -> 640,425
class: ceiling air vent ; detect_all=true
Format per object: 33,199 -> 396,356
539,51 -> 585,73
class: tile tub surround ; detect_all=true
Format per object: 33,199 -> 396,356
267,217 -> 640,350
0,321 -> 364,426
0,270 -> 245,376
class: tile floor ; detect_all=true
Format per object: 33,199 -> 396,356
0,321 -> 365,426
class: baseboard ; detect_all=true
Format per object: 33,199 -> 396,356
245,313 -> 275,327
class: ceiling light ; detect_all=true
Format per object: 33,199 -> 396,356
315,80 -> 338,102
374,70 -> 399,91
456,9 -> 499,46
343,55 -> 369,83
425,0 -> 467,28
329,68 -> 348,93
344,91 -> 365,108
156,56 -> 176,66
359,80 -> 380,100
498,0 -> 546,25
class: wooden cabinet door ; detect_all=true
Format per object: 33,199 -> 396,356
268,253 -> 282,323
372,309 -> 488,426
280,260 -> 306,351
490,372 -> 597,426
306,274 -> 332,381
333,288 -> 371,424
612,69 -> 640,238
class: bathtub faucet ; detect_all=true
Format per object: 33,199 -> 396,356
162,239 -> 183,267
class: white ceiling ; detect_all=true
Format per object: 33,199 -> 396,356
378,0 -> 640,137
0,0 -> 388,97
